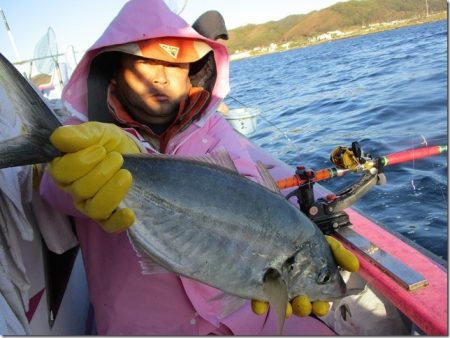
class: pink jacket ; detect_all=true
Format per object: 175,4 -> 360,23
40,0 -> 334,334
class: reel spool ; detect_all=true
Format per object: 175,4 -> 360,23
330,141 -> 369,170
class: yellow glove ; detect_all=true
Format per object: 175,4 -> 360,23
251,236 -> 359,318
251,299 -> 294,318
48,122 -> 140,233
251,296 -> 329,318
325,235 -> 359,273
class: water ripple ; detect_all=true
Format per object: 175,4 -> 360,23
227,21 -> 448,260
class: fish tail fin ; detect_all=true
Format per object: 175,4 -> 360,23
0,53 -> 62,169
263,268 -> 288,335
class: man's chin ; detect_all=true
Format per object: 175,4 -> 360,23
141,114 -> 176,126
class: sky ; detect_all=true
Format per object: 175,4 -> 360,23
0,0 -> 345,64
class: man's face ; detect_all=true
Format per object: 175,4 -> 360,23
115,54 -> 191,126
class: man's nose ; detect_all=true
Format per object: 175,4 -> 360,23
151,65 -> 168,85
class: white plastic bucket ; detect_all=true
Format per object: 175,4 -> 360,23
223,108 -> 260,135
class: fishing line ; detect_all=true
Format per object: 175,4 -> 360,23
226,96 -> 448,181
226,95 -> 303,156
420,135 -> 449,206
410,137 -> 417,194
410,135 -> 428,194
420,135 -> 429,147
409,135 -> 447,206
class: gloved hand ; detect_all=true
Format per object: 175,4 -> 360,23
251,235 -> 359,318
48,122 -> 141,233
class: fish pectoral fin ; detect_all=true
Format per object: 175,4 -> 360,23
256,161 -> 281,194
207,292 -> 247,319
262,268 -> 288,335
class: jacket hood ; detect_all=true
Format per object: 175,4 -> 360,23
62,0 -> 230,124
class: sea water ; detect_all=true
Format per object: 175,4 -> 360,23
226,20 -> 448,260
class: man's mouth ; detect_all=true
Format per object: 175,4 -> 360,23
150,93 -> 169,102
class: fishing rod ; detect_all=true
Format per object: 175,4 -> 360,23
224,94 -> 447,194
275,141 -> 448,233
276,142 -> 448,190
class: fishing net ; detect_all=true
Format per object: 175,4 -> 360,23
164,0 -> 187,15
33,27 -> 58,75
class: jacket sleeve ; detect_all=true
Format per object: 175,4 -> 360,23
39,167 -> 89,218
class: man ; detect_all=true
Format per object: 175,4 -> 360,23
40,0 -> 357,334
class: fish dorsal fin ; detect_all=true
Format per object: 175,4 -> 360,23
189,148 -> 238,172
256,161 -> 281,194
263,268 -> 288,335
147,148 -> 238,172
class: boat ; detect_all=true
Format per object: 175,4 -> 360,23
242,137 -> 448,335
0,9 -> 446,336
1,94 -> 446,335
190,9 -> 447,334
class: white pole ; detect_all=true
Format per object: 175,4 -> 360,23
0,8 -> 21,61
425,0 -> 429,17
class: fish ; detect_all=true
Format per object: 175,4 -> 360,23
0,53 -> 346,334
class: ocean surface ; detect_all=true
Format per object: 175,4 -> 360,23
225,20 -> 448,261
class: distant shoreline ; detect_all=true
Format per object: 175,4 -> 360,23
230,12 -> 447,62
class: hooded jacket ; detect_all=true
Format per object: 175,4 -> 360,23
39,0 -> 334,335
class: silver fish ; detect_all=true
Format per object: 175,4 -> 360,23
0,53 -> 346,334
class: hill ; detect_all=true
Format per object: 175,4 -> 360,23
224,0 -> 447,54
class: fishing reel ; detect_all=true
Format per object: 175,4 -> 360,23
286,141 -> 385,233
330,141 -> 372,171
330,141 -> 387,185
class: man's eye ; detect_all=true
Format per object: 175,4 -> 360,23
136,59 -> 149,64
136,59 -> 158,65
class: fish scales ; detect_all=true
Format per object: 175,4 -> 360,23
123,154 -> 321,300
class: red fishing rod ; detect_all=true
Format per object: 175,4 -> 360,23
277,142 -> 447,234
380,145 -> 447,166
276,143 -> 447,190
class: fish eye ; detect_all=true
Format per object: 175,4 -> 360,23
317,268 -> 331,284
